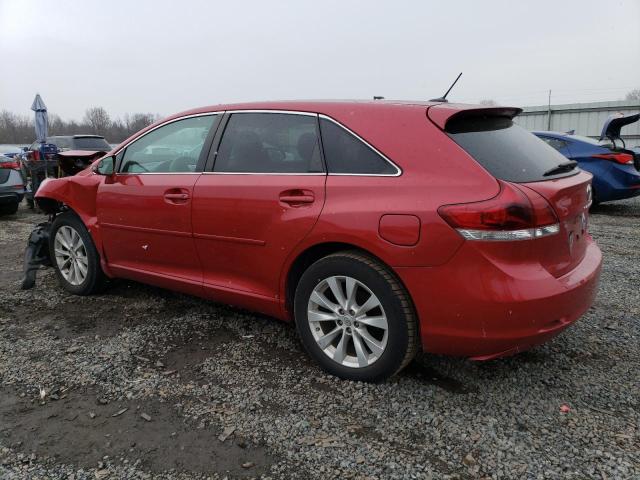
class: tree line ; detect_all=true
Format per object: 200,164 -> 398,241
0,107 -> 159,145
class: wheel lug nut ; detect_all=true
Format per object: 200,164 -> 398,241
338,308 -> 345,315
349,309 -> 355,316
354,322 -> 360,328
337,320 -> 343,326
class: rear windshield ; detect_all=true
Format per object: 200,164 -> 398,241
73,137 -> 111,150
447,115 -> 576,182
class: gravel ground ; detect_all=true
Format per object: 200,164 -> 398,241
0,199 -> 638,480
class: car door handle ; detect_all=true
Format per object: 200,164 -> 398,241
279,190 -> 315,206
164,193 -> 189,200
164,189 -> 190,204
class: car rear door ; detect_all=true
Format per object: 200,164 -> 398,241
191,111 -> 326,312
96,114 -> 220,294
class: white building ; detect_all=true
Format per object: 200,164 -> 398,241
514,100 -> 640,148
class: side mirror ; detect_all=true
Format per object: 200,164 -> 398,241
93,156 -> 114,175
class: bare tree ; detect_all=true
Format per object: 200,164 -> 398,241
0,110 -> 34,144
83,107 -> 111,134
124,113 -> 157,134
0,108 -> 159,144
479,99 -> 498,106
625,89 -> 640,101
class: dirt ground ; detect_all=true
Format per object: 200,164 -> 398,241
0,200 -> 639,479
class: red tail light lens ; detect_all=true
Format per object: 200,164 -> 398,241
593,153 -> 633,165
0,161 -> 20,169
438,181 -> 559,241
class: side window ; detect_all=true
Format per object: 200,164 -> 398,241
540,136 -> 568,152
214,113 -> 323,173
120,115 -> 218,173
319,118 -> 397,175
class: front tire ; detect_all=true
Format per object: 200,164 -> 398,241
49,211 -> 106,295
294,251 -> 418,382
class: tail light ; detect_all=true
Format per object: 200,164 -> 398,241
0,161 -> 20,169
438,180 -> 560,241
593,153 -> 634,165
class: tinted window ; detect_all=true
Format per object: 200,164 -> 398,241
447,115 -> 575,182
73,137 -> 111,150
215,113 -> 323,173
120,115 -> 217,173
319,118 -> 397,175
48,137 -> 72,150
539,136 -> 568,151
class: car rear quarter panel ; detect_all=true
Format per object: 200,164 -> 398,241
279,105 -> 500,315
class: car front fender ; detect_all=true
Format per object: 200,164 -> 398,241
35,173 -> 104,253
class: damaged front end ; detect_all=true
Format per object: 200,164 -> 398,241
20,153 -> 106,290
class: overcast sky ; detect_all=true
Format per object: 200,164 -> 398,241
1,0 -> 639,120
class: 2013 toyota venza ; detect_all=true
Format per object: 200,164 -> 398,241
27,100 -> 602,381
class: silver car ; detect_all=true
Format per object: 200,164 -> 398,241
0,154 -> 25,215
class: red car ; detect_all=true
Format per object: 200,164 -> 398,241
30,101 -> 602,381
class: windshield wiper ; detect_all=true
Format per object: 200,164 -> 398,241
543,160 -> 578,177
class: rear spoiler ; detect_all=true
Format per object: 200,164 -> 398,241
427,104 -> 522,131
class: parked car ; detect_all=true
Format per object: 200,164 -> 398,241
22,136 -> 112,208
534,113 -> 640,205
0,154 -> 25,215
26,101 -> 601,381
26,135 -> 111,154
0,145 -> 25,159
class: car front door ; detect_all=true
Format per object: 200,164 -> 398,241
96,114 -> 220,294
191,111 -> 326,314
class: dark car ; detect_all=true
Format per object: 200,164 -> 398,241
27,135 -> 111,153
534,113 -> 640,204
0,155 -> 25,215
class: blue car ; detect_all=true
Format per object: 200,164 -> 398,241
534,113 -> 640,205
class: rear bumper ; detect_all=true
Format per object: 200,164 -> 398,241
396,238 -> 602,359
594,163 -> 640,202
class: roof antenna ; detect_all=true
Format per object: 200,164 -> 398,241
429,72 -> 462,103
373,96 -> 385,100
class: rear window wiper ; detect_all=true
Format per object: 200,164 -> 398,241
543,160 -> 578,177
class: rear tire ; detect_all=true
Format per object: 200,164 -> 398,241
49,211 -> 106,295
294,251 -> 418,382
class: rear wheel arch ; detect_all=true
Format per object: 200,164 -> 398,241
284,242 -> 419,326
292,249 -> 420,380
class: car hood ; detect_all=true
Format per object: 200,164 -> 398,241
600,113 -> 640,141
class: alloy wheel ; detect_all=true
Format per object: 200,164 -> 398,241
54,225 -> 89,286
307,275 -> 389,368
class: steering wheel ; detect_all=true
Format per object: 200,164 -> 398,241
122,160 -> 150,173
